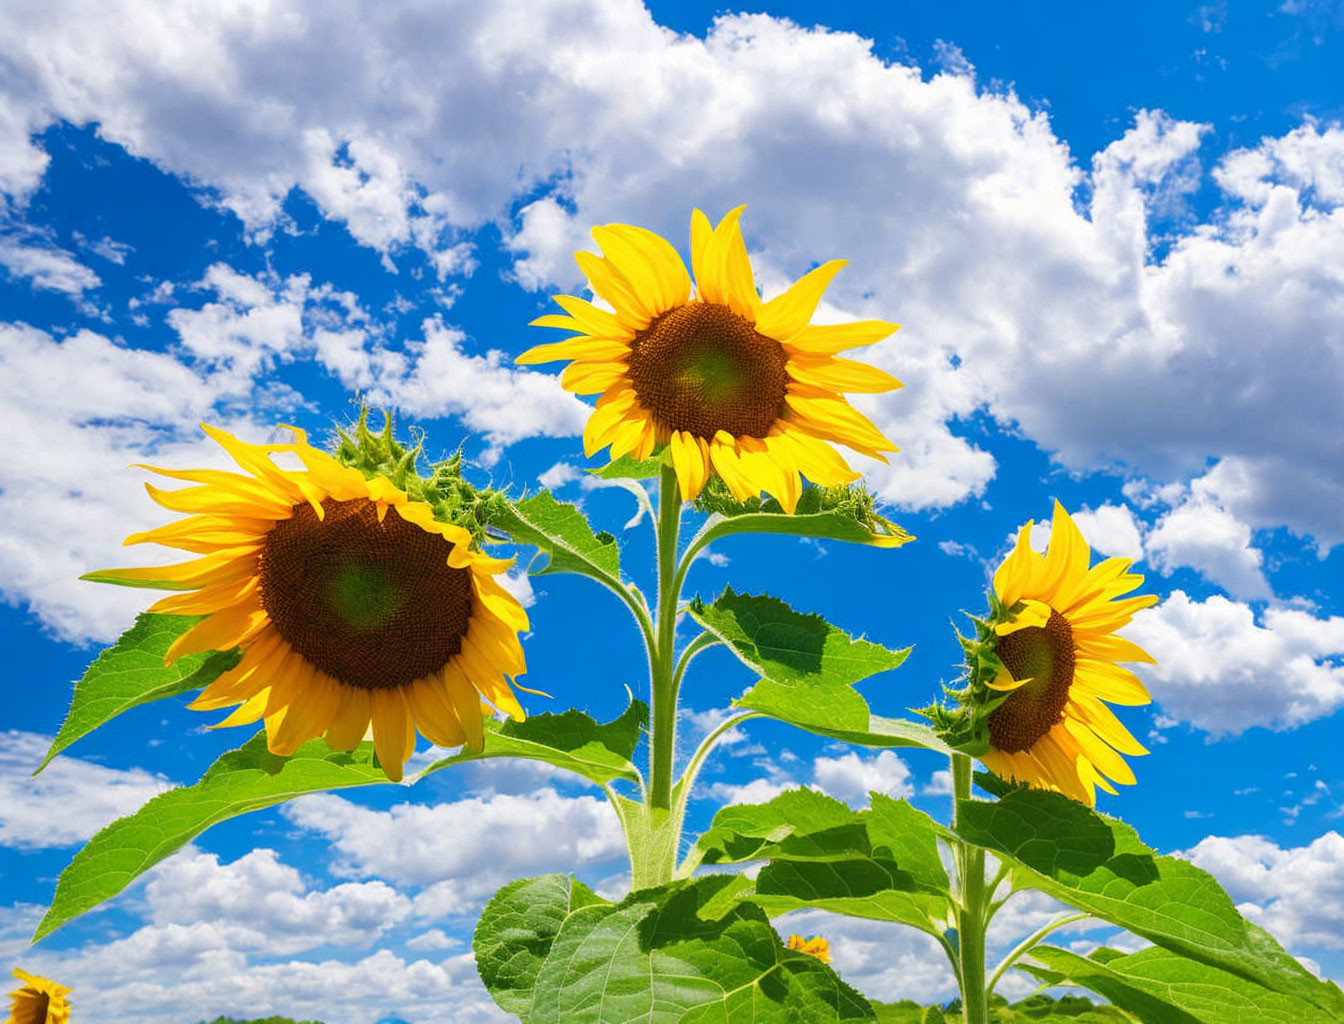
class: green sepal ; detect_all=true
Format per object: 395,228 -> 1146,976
955,787 -> 1344,1018
473,873 -> 877,1023
416,701 -> 647,789
330,406 -> 511,546
38,613 -> 241,772
35,733 -> 391,941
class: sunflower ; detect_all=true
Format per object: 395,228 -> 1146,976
786,934 -> 833,964
977,502 -> 1157,807
7,969 -> 70,1024
90,422 -> 530,782
517,207 -> 901,511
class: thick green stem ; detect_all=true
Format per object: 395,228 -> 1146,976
952,752 -> 989,1024
648,465 -> 683,813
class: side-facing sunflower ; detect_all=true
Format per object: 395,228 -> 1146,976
975,502 -> 1157,806
89,421 -> 529,782
6,968 -> 70,1024
785,934 -> 833,964
517,207 -> 902,510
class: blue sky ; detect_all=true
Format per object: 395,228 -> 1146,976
1,2 -> 1342,1021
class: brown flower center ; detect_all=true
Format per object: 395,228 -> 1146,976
258,497 -> 473,690
987,609 -> 1076,753
626,301 -> 789,440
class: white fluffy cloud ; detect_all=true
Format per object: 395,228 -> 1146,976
3,2 -> 1339,539
812,750 -> 915,807
1146,499 -> 1272,600
0,233 -> 99,295
1128,592 -> 1344,735
1185,831 -> 1344,951
283,788 -> 625,914
1070,503 -> 1146,562
142,847 -> 412,955
0,731 -> 170,848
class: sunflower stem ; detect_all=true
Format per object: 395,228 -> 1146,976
648,464 -> 684,816
952,751 -> 990,1024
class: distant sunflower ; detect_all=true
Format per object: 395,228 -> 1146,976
517,207 -> 901,510
786,934 -> 832,964
978,502 -> 1157,806
92,423 -> 529,782
7,968 -> 70,1024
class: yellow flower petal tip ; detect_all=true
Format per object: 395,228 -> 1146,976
527,207 -> 902,507
785,934 -> 832,964
8,968 -> 72,1024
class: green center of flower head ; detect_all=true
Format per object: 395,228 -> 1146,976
987,609 -> 1076,753
329,564 -> 403,629
627,301 -> 789,440
258,497 -> 475,690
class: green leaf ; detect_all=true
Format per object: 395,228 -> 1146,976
39,613 -> 241,772
475,873 -> 877,1023
35,734 -> 389,941
689,588 -> 947,752
956,788 -> 1344,1018
870,1004 -> 948,1024
1022,944 -> 1341,1024
474,874 -> 608,1017
416,701 -> 647,788
493,492 -> 621,581
686,481 -> 914,554
696,791 -> 953,937
589,454 -> 664,480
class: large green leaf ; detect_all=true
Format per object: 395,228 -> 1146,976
695,791 -> 953,936
416,701 -> 647,788
956,788 -> 1344,1018
474,874 -> 609,1017
39,613 -> 241,772
1022,944 -> 1340,1024
493,492 -> 621,581
475,873 -> 877,1023
35,734 -> 389,940
688,588 -> 946,751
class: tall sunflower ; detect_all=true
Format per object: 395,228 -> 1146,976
517,207 -> 902,510
6,969 -> 70,1024
976,502 -> 1157,806
90,422 -> 529,782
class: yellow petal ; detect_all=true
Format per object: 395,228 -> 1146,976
574,250 -> 652,331
1039,502 -> 1092,604
1073,660 -> 1151,706
786,355 -> 903,394
517,337 -> 631,365
554,293 -> 624,337
788,319 -> 899,355
165,600 -> 268,664
407,676 -> 467,749
323,685 -> 371,751
593,223 -> 692,317
370,688 -> 415,782
994,598 -> 1052,636
755,260 -> 846,341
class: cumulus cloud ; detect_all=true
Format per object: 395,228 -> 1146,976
1146,498 -> 1272,600
1128,591 -> 1344,734
1184,831 -> 1344,951
0,2 -> 1340,540
812,750 -> 915,807
0,731 -> 171,848
282,788 -> 625,913
0,233 -> 99,295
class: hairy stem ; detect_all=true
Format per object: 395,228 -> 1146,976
648,465 -> 683,812
953,752 -> 989,1024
